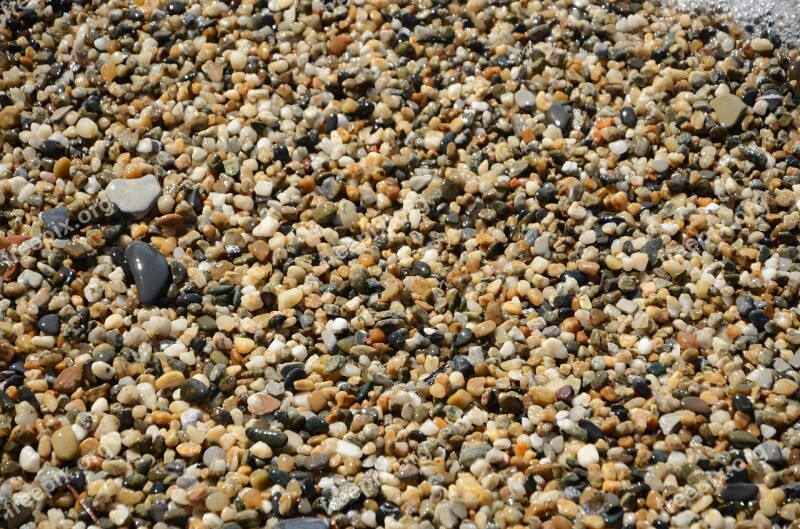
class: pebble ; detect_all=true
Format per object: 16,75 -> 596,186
248,392 -> 281,415
710,93 -> 747,128
125,241 -> 170,305
105,174 -> 162,218
52,426 -> 80,460
577,444 -> 599,468
37,313 -> 60,335
76,117 -> 99,139
545,103 -> 571,132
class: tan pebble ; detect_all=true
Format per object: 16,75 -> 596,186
473,320 -> 496,337
249,240 -> 270,262
241,488 -> 262,508
117,488 -> 144,506
155,371 -> 185,390
52,426 -> 80,460
176,442 -> 201,458
774,379 -> 798,396
584,514 -> 605,529
308,390 -> 329,413
556,499 -> 578,518
100,62 -> 116,83
447,389 -> 472,409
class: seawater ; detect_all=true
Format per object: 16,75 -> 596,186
658,0 -> 800,46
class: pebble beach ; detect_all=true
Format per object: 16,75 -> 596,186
1,0 -> 800,528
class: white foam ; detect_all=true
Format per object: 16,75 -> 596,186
658,0 -> 800,45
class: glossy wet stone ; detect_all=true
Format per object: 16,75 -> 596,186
124,241 -> 170,305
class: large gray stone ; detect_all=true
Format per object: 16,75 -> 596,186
125,241 -> 170,305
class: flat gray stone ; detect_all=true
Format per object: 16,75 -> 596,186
105,174 -> 161,219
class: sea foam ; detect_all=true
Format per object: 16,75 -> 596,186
658,0 -> 800,45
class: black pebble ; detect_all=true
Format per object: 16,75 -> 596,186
620,106 -> 637,127
39,139 -> 66,159
747,309 -> 769,330
37,314 -> 60,335
631,377 -> 651,398
412,261 -> 431,277
273,144 -> 289,163
720,483 -> 758,502
545,103 -> 571,132
125,241 -> 171,306
180,379 -> 210,404
283,367 -> 306,392
732,394 -> 753,414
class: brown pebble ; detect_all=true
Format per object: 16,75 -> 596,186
248,392 -> 281,415
681,396 -> 711,416
54,365 -> 83,394
329,35 -> 350,56
53,157 -> 71,179
249,240 -> 270,262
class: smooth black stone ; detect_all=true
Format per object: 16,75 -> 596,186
578,419 -> 604,442
268,467 -> 291,486
620,106 -> 637,127
720,483 -> 758,502
180,379 -> 210,404
412,261 -> 431,277
603,506 -> 624,528
355,380 -> 373,402
732,394 -> 753,414
324,114 -> 339,134
166,0 -> 185,14
536,182 -> 557,203
68,469 -> 86,492
742,89 -> 758,107
562,270 -> 588,286
245,427 -> 288,448
37,313 -> 60,335
545,103 -> 571,132
648,362 -> 667,376
283,367 -> 306,392
124,241 -> 170,305
177,292 -> 202,306
41,207 -> 71,239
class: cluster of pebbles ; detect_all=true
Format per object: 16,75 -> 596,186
2,0 -> 800,528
